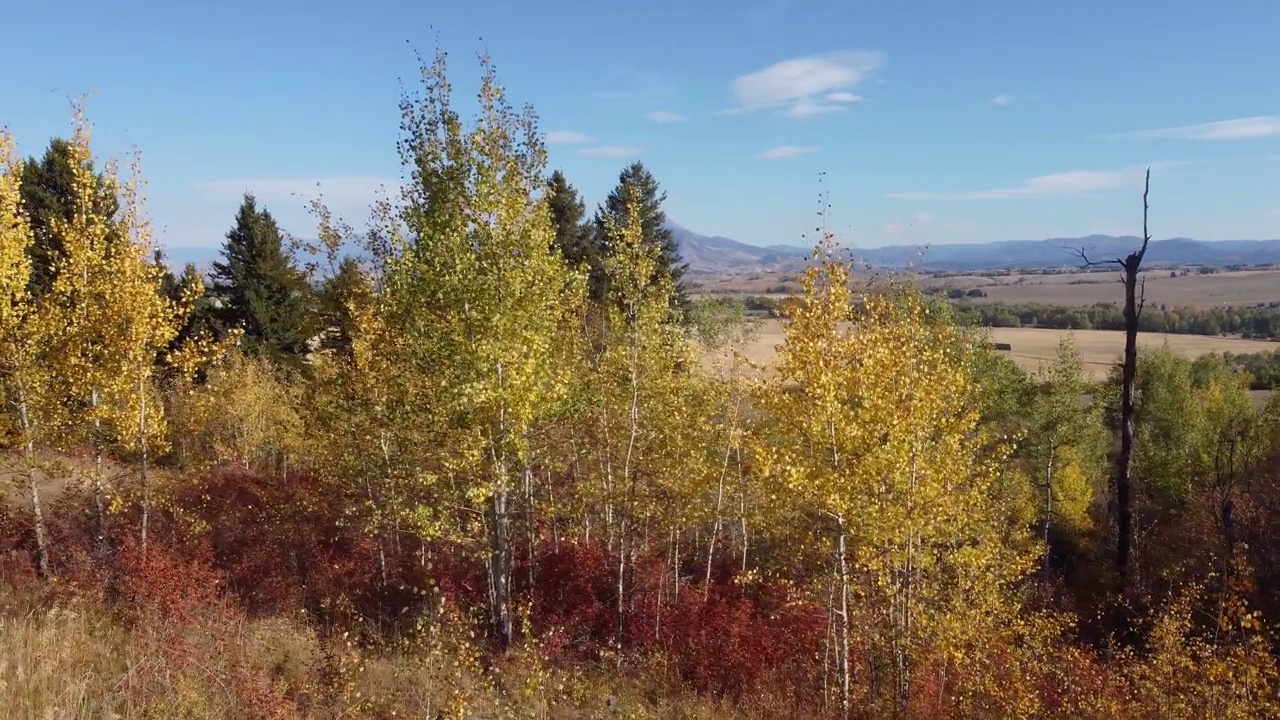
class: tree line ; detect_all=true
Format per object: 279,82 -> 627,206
2,51 -> 1280,717
949,299 -> 1280,339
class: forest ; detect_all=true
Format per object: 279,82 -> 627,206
2,50 -> 1280,719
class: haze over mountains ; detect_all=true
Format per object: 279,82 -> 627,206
162,223 -> 1280,276
667,224 -> 1280,273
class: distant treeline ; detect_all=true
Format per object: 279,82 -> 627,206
739,293 -> 1280,341
949,300 -> 1280,340
1210,350 -> 1280,390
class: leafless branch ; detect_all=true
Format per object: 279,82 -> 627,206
1072,244 -> 1124,269
1139,166 -> 1151,260
1137,275 -> 1147,318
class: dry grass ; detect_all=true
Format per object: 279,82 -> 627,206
695,268 -> 1280,310
0,589 -> 778,720
735,320 -> 1280,383
933,268 -> 1280,308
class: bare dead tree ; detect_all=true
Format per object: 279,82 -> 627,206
1075,167 -> 1151,601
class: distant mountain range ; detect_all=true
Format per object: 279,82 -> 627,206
668,224 -> 1280,273
160,224 -> 1280,276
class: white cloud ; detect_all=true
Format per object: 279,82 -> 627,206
546,130 -> 594,144
1114,116 -> 1280,140
989,94 -> 1013,107
784,101 -> 846,119
643,111 -> 687,123
579,145 -> 645,158
755,145 -> 819,160
198,176 -> 398,208
825,91 -> 863,103
727,50 -> 883,119
886,167 -> 1152,201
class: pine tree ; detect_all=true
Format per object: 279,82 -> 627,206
593,162 -> 689,319
209,193 -> 312,362
546,170 -> 595,268
18,138 -> 123,298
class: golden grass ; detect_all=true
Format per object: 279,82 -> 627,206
939,268 -> 1280,308
0,590 -> 788,719
694,268 -> 1280,310
735,320 -> 1280,382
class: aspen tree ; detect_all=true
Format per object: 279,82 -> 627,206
1024,337 -> 1107,561
757,234 -> 1036,716
587,200 -> 694,649
0,130 -> 66,576
43,108 -> 202,551
339,49 -> 584,648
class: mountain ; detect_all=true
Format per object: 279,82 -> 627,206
158,226 -> 1280,277
666,223 -> 810,273
666,225 -> 1280,273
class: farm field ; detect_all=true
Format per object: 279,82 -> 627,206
932,268 -> 1280,308
695,267 -> 1280,310
737,320 -> 1280,382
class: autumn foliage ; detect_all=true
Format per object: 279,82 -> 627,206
2,51 -> 1280,718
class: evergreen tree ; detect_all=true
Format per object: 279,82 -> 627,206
19,138 -> 120,296
593,162 -> 689,319
156,254 -> 222,368
209,193 -> 312,362
545,170 -> 595,268
314,255 -> 368,356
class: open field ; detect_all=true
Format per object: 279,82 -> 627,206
695,268 -> 1280,310
927,268 -> 1280,308
737,320 -> 1280,382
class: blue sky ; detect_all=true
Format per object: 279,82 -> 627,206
2,0 -> 1278,251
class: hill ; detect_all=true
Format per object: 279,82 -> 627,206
670,227 -> 1280,273
159,226 -> 1280,276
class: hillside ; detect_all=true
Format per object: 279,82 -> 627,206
671,228 -> 1280,273
161,225 -> 1280,276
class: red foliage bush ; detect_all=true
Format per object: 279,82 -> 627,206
111,534 -> 231,624
527,540 -> 825,700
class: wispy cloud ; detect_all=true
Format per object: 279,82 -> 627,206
1112,116 -> 1280,140
579,145 -> 644,158
198,176 -> 398,207
886,166 -> 1154,201
546,130 -> 594,144
989,94 -> 1013,107
755,145 -> 819,160
825,91 -> 862,103
597,70 -> 680,103
643,111 -> 687,123
726,51 -> 883,119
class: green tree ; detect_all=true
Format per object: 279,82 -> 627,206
18,136 -> 121,296
209,193 -> 312,362
545,170 -> 595,269
313,255 -> 368,356
593,162 -> 688,319
1022,338 -> 1108,566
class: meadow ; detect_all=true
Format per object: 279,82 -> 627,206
927,267 -> 1280,308
695,267 -> 1280,309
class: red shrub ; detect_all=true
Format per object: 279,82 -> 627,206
526,539 -> 825,700
112,534 -> 231,624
